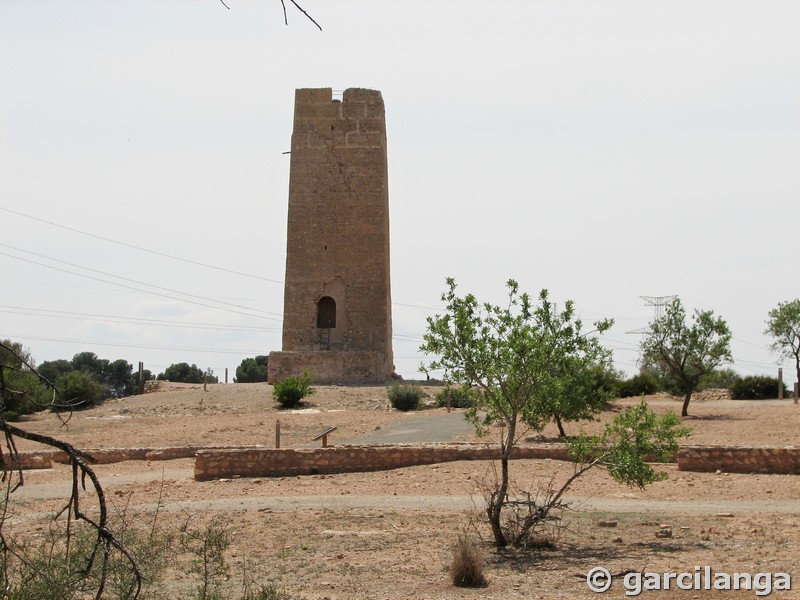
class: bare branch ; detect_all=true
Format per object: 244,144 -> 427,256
0,341 -> 143,597
289,0 -> 322,30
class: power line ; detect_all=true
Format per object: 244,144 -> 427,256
2,206 -> 459,316
392,302 -> 444,312
0,305 -> 280,332
0,205 -> 284,284
3,334 -> 265,355
0,250 -> 281,322
1,242 -> 283,318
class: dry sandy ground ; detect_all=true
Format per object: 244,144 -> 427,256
6,382 -> 800,599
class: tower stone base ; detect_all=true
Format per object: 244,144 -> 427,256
267,350 -> 392,385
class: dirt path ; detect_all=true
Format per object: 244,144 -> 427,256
13,464 -> 800,515
121,494 -> 800,515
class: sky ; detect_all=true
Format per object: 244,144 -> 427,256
1,1 -> 798,383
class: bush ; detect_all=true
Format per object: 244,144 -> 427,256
56,371 -> 109,409
388,383 -> 422,411
0,369 -> 45,419
272,371 -> 314,408
698,367 -> 740,391
450,534 -> 487,588
730,375 -> 787,400
615,372 -> 660,398
435,385 -> 477,409
0,341 -> 51,418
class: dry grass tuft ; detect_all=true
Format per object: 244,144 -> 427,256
450,534 -> 487,588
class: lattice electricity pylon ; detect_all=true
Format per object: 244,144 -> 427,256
626,295 -> 678,335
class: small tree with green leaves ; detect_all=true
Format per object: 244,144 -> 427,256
765,299 -> 800,392
501,401 -> 688,548
640,297 -> 732,417
420,279 -> 688,547
530,357 -> 621,437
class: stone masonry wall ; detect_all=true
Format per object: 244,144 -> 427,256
3,451 -> 53,470
267,350 -> 388,386
49,446 -> 255,465
196,444 -> 800,481
269,87 -> 393,385
194,443 -> 573,481
677,445 -> 800,474
13,444 -> 798,478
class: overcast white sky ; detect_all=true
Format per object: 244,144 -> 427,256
1,1 -> 798,383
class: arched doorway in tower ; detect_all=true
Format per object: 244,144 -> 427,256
317,296 -> 337,329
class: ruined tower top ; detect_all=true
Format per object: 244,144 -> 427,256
267,88 -> 394,384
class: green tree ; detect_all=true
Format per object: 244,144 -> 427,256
57,370 -> 109,409
158,363 -> 218,384
71,351 -> 107,376
37,358 -> 74,385
640,297 -> 732,417
420,279 -> 687,547
0,340 -> 49,418
234,355 -> 269,383
532,357 -> 621,437
765,299 -> 800,391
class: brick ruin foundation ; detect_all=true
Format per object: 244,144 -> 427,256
10,444 -> 799,479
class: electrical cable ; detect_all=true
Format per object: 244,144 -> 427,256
0,305 -> 280,332
0,205 -> 284,283
0,250 -> 280,322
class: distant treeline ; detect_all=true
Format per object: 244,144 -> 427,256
0,339 -> 268,419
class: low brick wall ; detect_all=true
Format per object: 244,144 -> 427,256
16,443 -> 799,478
194,443 -> 573,481
678,445 -> 800,474
3,451 -> 53,470
51,445 -> 259,466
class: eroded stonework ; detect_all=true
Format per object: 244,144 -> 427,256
268,88 -> 394,384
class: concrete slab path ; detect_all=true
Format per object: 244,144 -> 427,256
341,411 -> 475,445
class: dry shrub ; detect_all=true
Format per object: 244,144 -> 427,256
450,534 -> 487,588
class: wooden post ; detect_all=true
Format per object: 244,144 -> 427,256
446,394 -> 451,413
275,420 -> 281,448
138,361 -> 144,395
203,373 -> 207,392
778,368 -> 784,401
225,368 -> 228,384
794,382 -> 798,405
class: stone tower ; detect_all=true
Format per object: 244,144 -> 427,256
267,88 -> 394,384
